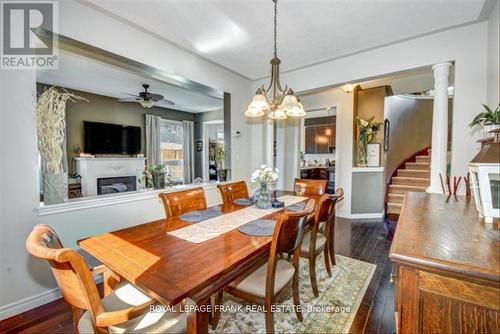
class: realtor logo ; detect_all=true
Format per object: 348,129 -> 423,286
1,0 -> 58,69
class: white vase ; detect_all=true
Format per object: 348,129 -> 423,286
43,172 -> 68,205
483,124 -> 500,139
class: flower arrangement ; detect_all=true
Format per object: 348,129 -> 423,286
356,117 -> 382,144
356,117 -> 382,167
251,165 -> 279,185
251,165 -> 279,209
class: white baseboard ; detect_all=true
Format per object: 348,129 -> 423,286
0,288 -> 61,321
337,211 -> 385,220
0,276 -> 103,321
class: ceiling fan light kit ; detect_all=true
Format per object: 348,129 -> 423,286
245,0 -> 305,120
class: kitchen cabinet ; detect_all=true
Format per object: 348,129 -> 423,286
304,124 -> 335,154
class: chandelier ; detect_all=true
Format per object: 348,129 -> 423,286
245,0 -> 306,120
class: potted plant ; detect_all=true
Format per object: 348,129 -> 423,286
141,165 -> 168,189
299,150 -> 306,167
469,104 -> 500,139
215,144 -> 228,182
356,117 -> 382,167
251,165 -> 279,209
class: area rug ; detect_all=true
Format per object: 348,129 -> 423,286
211,253 -> 376,334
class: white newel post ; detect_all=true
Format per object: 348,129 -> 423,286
427,62 -> 451,194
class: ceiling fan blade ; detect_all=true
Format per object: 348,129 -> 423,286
159,98 -> 175,106
121,92 -> 141,98
118,97 -> 141,102
149,93 -> 164,102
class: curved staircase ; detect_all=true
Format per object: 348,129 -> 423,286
387,154 -> 430,215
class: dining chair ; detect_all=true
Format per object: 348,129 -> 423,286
212,199 -> 316,334
217,180 -> 249,204
324,188 -> 344,266
159,187 -> 207,218
293,178 -> 327,196
26,224 -> 186,334
300,193 -> 337,297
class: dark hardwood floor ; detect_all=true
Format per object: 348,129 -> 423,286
0,219 -> 396,334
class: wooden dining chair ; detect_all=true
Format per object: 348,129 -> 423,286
293,178 -> 327,196
324,188 -> 344,266
300,193 -> 338,297
217,181 -> 249,204
212,200 -> 316,334
159,187 -> 207,218
26,224 -> 186,334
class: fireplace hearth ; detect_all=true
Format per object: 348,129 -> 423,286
97,176 -> 137,195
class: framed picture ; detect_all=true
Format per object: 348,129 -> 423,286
367,143 -> 380,167
196,140 -> 203,152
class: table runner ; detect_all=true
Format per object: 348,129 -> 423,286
168,195 -> 308,243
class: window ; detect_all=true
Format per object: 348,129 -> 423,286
160,120 -> 184,183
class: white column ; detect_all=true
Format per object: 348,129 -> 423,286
427,62 -> 451,193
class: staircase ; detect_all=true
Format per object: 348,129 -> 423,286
387,155 -> 431,215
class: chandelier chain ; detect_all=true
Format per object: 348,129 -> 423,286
273,0 -> 277,58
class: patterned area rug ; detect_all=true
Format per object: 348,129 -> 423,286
211,254 -> 376,334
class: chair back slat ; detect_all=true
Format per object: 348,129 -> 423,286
274,199 -> 316,254
26,225 -> 104,319
159,187 -> 207,218
293,178 -> 327,196
217,181 -> 249,204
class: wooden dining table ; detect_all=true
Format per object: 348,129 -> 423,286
78,190 -> 318,334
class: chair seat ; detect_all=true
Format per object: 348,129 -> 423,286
300,231 -> 327,257
228,259 -> 295,298
78,282 -> 186,334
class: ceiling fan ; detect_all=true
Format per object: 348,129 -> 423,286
119,84 -> 175,109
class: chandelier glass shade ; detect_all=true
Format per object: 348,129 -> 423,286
245,0 -> 305,120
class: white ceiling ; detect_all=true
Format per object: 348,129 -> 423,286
37,50 -> 223,113
84,0 -> 488,80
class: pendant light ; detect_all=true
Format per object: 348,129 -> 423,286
245,0 -> 306,120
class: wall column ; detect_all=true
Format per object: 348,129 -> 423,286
427,62 -> 451,193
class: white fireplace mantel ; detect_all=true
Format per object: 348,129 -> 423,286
75,157 -> 146,196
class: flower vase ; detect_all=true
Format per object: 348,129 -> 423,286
356,139 -> 368,167
254,183 -> 273,209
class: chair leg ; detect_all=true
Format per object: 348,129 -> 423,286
329,233 -> 336,266
308,255 -> 319,297
71,306 -> 83,333
211,291 -> 223,330
264,297 -> 275,334
292,271 -> 303,322
324,247 -> 332,277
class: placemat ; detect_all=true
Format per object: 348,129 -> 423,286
233,198 -> 254,206
179,209 -> 222,223
238,219 -> 276,237
287,202 -> 307,212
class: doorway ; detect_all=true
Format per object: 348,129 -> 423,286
203,120 -> 224,182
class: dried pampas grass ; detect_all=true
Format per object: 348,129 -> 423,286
36,87 -> 86,174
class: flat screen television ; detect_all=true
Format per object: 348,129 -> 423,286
84,121 -> 141,155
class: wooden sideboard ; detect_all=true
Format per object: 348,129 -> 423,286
390,192 -> 500,333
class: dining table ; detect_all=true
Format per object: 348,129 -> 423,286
78,190 -> 319,334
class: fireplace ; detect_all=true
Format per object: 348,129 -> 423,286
97,176 -> 137,195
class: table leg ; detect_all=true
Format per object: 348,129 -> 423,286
187,297 -> 210,334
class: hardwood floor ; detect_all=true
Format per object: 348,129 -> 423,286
0,219 -> 396,334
